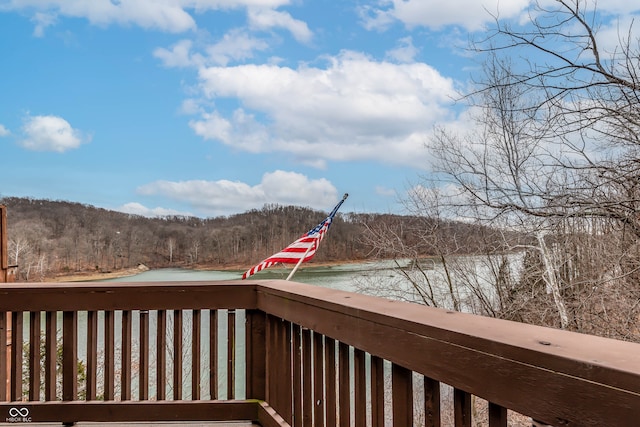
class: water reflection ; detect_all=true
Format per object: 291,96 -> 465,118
102,261 -> 395,292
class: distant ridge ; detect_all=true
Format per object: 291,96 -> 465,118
1,196 -> 510,282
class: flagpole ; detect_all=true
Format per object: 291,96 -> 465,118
286,242 -> 314,281
285,194 -> 347,281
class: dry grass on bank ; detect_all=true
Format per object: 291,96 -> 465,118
43,264 -> 150,282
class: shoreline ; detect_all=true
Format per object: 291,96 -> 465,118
40,259 -> 374,283
43,264 -> 151,282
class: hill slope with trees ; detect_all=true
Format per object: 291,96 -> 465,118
1,196 -> 497,282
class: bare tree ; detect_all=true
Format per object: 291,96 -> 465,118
167,237 -> 176,264
359,185 -> 522,315
433,0 -> 640,336
9,235 -> 30,267
365,0 -> 640,340
458,0 -> 640,233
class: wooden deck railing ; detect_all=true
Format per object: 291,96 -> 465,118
1,280 -> 639,426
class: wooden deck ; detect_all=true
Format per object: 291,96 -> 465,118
1,205 -> 640,427
0,423 -> 258,426
1,280 -> 640,426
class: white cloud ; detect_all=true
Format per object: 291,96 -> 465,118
364,0 -> 640,33
585,0 -> 640,15
191,50 -> 456,168
2,0 -> 296,34
155,30 -> 269,68
189,110 -> 234,144
385,36 -> 418,63
362,0 -> 530,31
357,4 -> 396,32
136,170 -> 338,215
154,39 -> 203,68
4,0 -> 196,33
19,115 -> 89,152
31,12 -> 57,37
0,124 -> 10,137
188,0 -> 291,7
205,28 -> 270,66
247,7 -> 312,43
117,202 -> 193,218
180,98 -> 204,115
375,186 -> 396,197
298,157 -> 327,169
594,14 -> 640,59
405,183 -> 469,218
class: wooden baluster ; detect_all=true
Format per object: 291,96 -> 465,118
86,311 -> 98,400
44,311 -> 57,401
266,315 -> 293,422
104,310 -> 115,401
266,315 -> 276,406
156,310 -> 166,400
489,402 -> 507,427
245,310 -> 266,401
338,342 -> 350,427
313,332 -> 325,427
192,309 -> 201,400
173,309 -> 183,400
292,324 -> 302,427
354,348 -> 367,427
302,328 -> 312,426
0,311 -> 6,402
10,311 -> 22,401
209,309 -> 217,400
371,356 -> 385,427
62,311 -> 77,402
29,311 -> 41,401
279,319 -> 293,424
139,310 -> 149,401
121,310 -> 132,400
424,376 -> 441,427
454,388 -> 472,427
227,309 -> 235,399
392,363 -> 412,427
324,337 -> 337,427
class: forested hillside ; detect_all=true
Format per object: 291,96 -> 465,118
2,196 -> 501,282
1,197 -> 495,282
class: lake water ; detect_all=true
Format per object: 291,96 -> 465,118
75,262 -> 397,400
30,260 -> 497,403
102,260 -> 399,293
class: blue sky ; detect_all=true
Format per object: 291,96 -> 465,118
0,0 -> 636,218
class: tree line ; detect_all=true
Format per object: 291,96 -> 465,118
1,196 -> 498,282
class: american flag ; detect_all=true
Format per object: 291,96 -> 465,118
242,194 -> 348,279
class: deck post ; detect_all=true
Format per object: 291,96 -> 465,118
0,206 -> 7,400
0,205 -> 8,283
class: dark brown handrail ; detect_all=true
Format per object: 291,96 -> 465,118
0,279 -> 639,426
256,279 -> 640,425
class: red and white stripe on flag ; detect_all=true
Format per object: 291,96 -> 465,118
241,194 -> 347,279
241,235 -> 320,279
